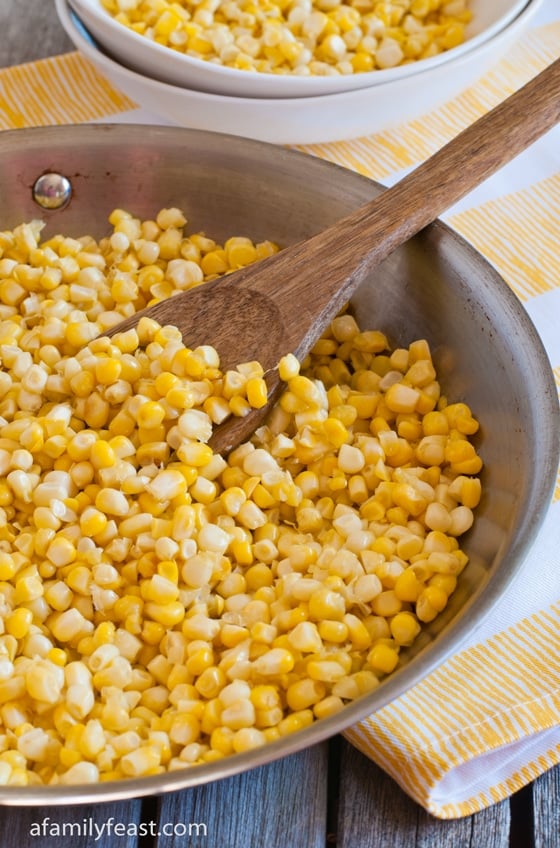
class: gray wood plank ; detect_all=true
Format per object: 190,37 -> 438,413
1,0 -> 73,68
420,797 -> 510,848
468,802 -> 512,848
156,744 -> 329,848
0,800 -> 143,848
336,739 -> 511,848
534,765 -> 560,848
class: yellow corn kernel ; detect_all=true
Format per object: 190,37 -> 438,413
307,660 -> 347,683
278,353 -> 300,381
195,667 -> 227,700
65,565 -> 91,595
6,607 -> 33,639
14,573 -> 45,603
286,621 -> 322,654
367,643 -> 399,674
137,400 -> 166,429
232,727 -> 266,753
94,357 -> 122,385
445,439 -> 483,474
428,573 -> 457,596
186,647 -> 214,677
277,709 -> 314,736
25,660 -> 64,704
95,487 -> 129,516
210,725 -> 235,756
391,482 -> 428,517
253,647 -> 294,676
286,678 -> 326,711
394,568 -> 423,602
384,382 -> 421,413
120,746 -> 161,777
246,377 -> 268,409
317,619 -> 348,644
449,475 -> 482,509
351,51 -> 374,72
144,600 -> 185,628
420,584 -> 448,611
220,698 -> 256,730
141,620 -> 165,647
390,611 -> 421,646
370,590 -> 402,618
308,587 -> 345,621
168,713 -> 200,748
440,21 -> 465,50
79,506 -> 108,537
249,684 -> 280,711
422,410 -> 449,436
48,647 -> 68,667
314,695 -> 345,720
199,249 -> 227,276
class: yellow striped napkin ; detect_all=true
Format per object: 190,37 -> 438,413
0,6 -> 559,818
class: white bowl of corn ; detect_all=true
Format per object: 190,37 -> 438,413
66,0 -> 532,98
0,123 -> 557,802
56,0 -> 544,143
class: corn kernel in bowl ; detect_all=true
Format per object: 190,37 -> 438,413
0,208 -> 481,786
100,0 -> 472,77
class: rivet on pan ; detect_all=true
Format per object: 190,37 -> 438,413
32,172 -> 72,210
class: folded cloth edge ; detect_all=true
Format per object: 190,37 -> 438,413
346,602 -> 560,818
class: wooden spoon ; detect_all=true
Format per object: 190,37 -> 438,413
109,58 -> 560,454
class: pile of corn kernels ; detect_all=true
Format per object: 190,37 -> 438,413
0,207 -> 482,786
101,0 -> 472,76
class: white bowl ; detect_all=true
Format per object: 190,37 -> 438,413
68,0 -> 532,99
57,0 -> 543,145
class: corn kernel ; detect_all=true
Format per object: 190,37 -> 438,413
6,608 -> 33,639
367,643 -> 399,674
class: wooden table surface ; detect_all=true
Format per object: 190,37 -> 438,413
0,3 -> 559,846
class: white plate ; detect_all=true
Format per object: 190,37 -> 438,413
68,0 -> 533,99
56,0 -> 543,145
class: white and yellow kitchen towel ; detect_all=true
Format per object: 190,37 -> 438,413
0,3 -> 559,820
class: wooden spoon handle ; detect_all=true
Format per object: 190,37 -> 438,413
246,57 -> 560,358
336,57 -> 560,263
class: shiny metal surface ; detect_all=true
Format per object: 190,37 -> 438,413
32,172 -> 73,210
0,124 -> 557,805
